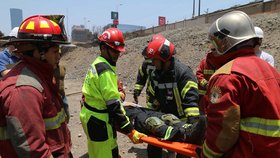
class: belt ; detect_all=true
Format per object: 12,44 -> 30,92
83,102 -> 108,113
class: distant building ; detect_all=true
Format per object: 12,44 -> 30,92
10,8 -> 23,29
104,24 -> 146,33
71,25 -> 93,42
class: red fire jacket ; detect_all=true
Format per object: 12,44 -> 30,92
202,48 -> 280,158
196,52 -> 217,113
196,52 -> 217,96
0,56 -> 71,158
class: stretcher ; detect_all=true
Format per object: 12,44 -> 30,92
140,136 -> 201,158
122,102 -> 202,157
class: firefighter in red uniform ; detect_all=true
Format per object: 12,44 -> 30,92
202,11 -> 280,158
196,44 -> 217,114
0,15 -> 72,158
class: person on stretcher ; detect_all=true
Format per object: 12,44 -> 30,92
124,104 -> 206,145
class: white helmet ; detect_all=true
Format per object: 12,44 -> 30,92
9,27 -> 19,38
254,26 -> 264,39
208,11 -> 257,55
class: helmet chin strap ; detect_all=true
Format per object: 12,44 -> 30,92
159,60 -> 164,71
105,47 -> 116,66
155,60 -> 165,77
38,46 -> 48,62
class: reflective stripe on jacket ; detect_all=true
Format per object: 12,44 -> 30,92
81,56 -> 132,134
152,58 -> 199,119
196,54 -> 216,96
134,59 -> 155,96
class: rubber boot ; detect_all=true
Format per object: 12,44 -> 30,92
175,115 -> 207,145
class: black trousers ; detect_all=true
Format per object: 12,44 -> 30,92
125,106 -> 191,158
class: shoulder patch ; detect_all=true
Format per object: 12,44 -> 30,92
95,62 -> 113,76
210,86 -> 222,104
210,60 -> 234,80
16,67 -> 43,92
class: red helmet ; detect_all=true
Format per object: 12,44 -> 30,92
6,15 -> 69,45
98,28 -> 125,52
146,34 -> 175,62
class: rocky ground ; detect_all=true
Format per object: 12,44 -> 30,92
62,12 -> 280,158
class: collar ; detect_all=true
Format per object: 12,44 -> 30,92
206,48 -> 255,69
154,58 -> 175,79
21,56 -> 54,81
3,49 -> 12,57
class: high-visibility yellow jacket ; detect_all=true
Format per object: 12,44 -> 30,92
80,56 -> 133,158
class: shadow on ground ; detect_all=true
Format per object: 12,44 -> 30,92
128,146 -> 148,158
79,153 -> 88,158
78,148 -> 148,158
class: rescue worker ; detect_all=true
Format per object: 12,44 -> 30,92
196,43 -> 218,114
254,26 -> 274,66
145,34 -> 201,158
53,48 -> 70,123
124,105 -> 206,145
0,15 -> 72,157
133,47 -> 159,109
202,11 -> 280,158
80,27 -> 146,158
0,27 -> 20,77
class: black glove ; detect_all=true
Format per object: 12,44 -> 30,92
195,147 -> 202,158
133,90 -> 140,104
188,115 -> 200,124
133,94 -> 139,104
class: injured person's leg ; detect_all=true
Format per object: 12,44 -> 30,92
124,106 -> 206,145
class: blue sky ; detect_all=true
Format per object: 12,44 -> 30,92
0,0 -> 265,36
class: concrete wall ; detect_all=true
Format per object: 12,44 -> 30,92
129,0 -> 279,38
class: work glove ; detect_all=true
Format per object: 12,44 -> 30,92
127,129 -> 146,144
200,79 -> 208,89
119,92 -> 126,102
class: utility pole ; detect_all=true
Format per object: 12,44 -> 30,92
66,8 -> 70,40
198,0 -> 201,16
192,0 -> 196,18
84,17 -> 87,28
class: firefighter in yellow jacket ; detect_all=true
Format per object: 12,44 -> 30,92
80,28 -> 146,158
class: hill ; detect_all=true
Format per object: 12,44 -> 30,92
62,12 -> 279,92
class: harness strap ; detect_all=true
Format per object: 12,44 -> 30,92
83,102 -> 108,113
